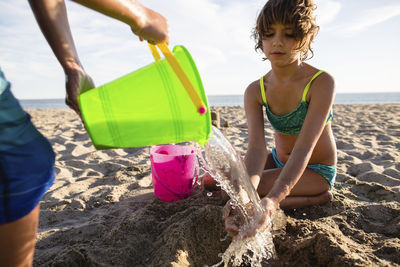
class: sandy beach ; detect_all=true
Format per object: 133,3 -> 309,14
29,104 -> 400,266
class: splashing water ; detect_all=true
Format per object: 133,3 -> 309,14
196,127 -> 277,266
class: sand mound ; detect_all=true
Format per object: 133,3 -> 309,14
36,192 -> 230,266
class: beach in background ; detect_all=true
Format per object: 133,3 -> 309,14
19,92 -> 400,109
28,104 -> 400,266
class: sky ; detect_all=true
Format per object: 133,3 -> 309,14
1,0 -> 400,100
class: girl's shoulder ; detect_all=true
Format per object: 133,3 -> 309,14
306,68 -> 335,102
245,77 -> 265,106
245,71 -> 272,96
246,78 -> 261,92
311,70 -> 335,90
304,64 -> 335,85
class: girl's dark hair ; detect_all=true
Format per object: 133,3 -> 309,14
252,0 -> 319,61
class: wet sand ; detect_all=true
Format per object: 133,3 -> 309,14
30,104 -> 400,266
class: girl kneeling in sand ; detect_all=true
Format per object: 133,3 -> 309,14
224,0 -> 337,236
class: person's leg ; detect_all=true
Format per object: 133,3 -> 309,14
257,167 -> 331,209
279,191 -> 332,209
0,204 -> 40,267
264,152 -> 277,170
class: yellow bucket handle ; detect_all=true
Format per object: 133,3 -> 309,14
148,42 -> 207,114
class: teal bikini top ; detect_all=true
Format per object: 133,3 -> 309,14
260,70 -> 332,135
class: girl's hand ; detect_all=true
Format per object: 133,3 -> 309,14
237,198 -> 276,239
222,200 -> 244,237
256,197 -> 278,233
222,197 -> 278,239
222,188 -> 252,237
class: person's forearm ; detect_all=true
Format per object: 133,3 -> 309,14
266,147 -> 311,204
71,0 -> 168,43
28,0 -> 154,71
71,0 -> 144,29
28,0 -> 81,72
244,147 -> 268,189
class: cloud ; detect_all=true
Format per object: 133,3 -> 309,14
0,1 -> 30,21
345,4 -> 400,32
314,0 -> 342,26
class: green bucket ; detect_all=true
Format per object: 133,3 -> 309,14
79,44 -> 211,150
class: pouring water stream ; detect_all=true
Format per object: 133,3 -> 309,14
196,126 -> 277,266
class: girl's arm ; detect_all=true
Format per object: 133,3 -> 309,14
244,81 -> 268,190
265,72 -> 336,207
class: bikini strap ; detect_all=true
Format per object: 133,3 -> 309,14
259,76 -> 267,105
302,70 -> 325,101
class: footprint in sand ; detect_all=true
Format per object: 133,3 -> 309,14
357,172 -> 400,187
355,204 -> 400,237
350,182 -> 400,202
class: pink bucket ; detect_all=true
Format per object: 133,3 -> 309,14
150,145 -> 199,202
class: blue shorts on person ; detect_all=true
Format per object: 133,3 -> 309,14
0,69 -> 56,224
271,148 -> 336,189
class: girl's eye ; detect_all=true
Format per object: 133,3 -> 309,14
285,33 -> 296,38
264,33 -> 274,38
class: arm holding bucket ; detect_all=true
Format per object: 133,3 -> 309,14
29,0 -> 93,114
70,0 -> 169,44
28,0 -> 169,114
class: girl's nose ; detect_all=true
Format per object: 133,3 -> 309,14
272,35 -> 283,47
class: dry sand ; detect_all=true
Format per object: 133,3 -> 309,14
29,104 -> 400,266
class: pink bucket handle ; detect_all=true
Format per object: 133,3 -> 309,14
151,156 -> 199,200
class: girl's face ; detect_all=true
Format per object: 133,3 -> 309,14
261,23 -> 301,66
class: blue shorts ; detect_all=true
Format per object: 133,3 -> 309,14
0,69 -> 56,224
271,148 -> 336,188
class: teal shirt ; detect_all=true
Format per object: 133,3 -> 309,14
0,69 -> 40,150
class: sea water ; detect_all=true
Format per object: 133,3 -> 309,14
197,127 -> 276,266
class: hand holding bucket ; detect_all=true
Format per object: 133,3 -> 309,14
79,43 -> 211,149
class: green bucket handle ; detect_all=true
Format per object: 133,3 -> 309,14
148,42 -> 207,115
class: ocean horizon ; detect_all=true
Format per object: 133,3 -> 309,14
19,92 -> 400,109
